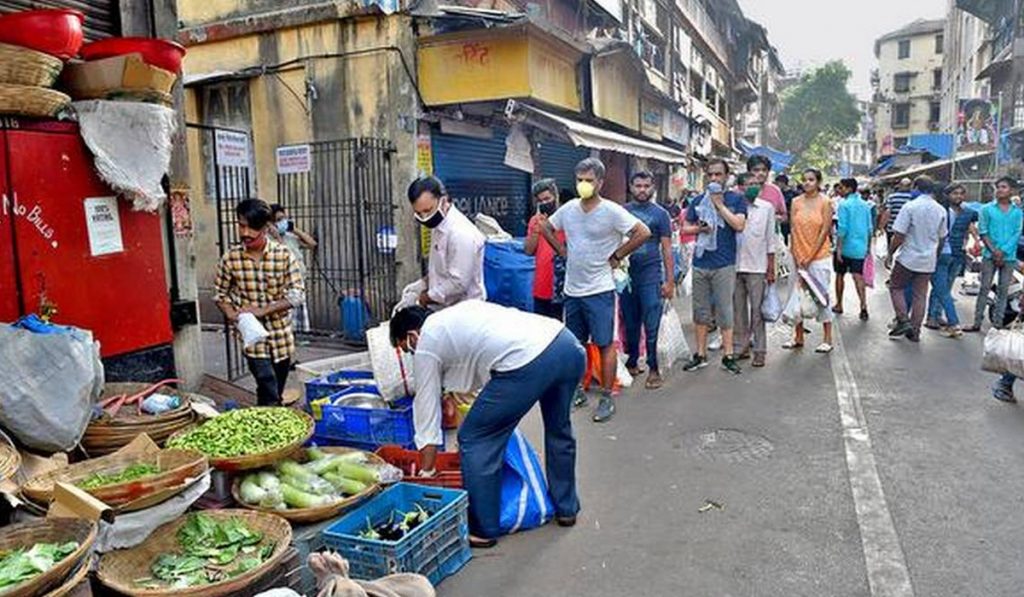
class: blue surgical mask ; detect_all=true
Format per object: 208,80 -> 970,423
276,220 -> 289,234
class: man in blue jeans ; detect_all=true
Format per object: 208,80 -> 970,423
390,301 -> 586,546
620,171 -> 674,389
926,183 -> 978,336
540,158 -> 651,423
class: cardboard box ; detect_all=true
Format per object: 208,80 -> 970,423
61,53 -> 177,101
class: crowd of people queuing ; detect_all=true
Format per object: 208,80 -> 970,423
210,151 -> 1024,548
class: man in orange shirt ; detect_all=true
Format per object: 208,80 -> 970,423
525,179 -> 566,320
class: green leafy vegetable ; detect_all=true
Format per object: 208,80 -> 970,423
77,463 -> 159,490
0,541 -> 79,589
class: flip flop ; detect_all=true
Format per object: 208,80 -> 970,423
782,341 -> 804,350
815,343 -> 834,354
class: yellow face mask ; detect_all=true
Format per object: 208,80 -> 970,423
576,180 -> 595,199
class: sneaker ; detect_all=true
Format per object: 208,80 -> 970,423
944,326 -> 964,339
721,355 -> 742,375
592,395 -> 616,423
572,387 -> 588,409
888,320 -> 913,338
682,354 -> 708,372
992,383 -> 1018,403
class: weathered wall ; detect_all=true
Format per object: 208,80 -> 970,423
184,15 -> 420,317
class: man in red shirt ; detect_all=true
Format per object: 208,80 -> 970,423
525,179 -> 566,320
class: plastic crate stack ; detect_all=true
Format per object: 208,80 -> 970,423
305,370 -> 418,451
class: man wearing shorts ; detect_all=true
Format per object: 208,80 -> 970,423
541,158 -> 651,423
834,178 -> 875,320
680,158 -> 748,374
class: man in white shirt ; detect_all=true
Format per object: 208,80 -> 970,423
540,158 -> 651,424
732,173 -> 777,368
390,301 -> 586,547
886,176 -> 948,342
407,176 -> 486,308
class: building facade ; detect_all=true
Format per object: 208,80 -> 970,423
839,100 -> 875,177
872,18 -> 947,156
940,2 -> 992,132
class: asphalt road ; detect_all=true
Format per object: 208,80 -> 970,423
441,273 -> 1024,597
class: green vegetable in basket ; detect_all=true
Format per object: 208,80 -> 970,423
280,472 -> 333,497
303,450 -> 368,475
150,553 -> 207,587
280,484 -> 331,509
257,471 -> 281,491
306,447 -> 328,461
78,463 -> 160,490
321,472 -> 368,496
239,475 -> 268,505
332,461 -> 380,485
0,541 -> 79,589
166,407 -> 308,458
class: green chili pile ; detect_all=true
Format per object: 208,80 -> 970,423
167,407 -> 307,458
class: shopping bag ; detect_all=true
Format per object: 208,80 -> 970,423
781,288 -> 802,327
981,326 -> 1024,377
500,428 -> 555,535
863,255 -> 876,288
657,301 -> 689,370
681,269 -> 693,297
366,322 -> 415,400
583,343 -> 625,390
800,288 -> 820,319
761,283 -> 783,323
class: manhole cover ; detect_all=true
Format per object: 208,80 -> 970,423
675,429 -> 774,463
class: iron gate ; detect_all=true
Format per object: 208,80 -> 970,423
188,123 -> 252,381
278,138 -> 398,340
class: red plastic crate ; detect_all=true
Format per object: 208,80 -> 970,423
376,445 -> 463,488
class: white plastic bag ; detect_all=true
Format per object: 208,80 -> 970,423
981,326 -> 1024,376
657,301 -> 689,370
800,288 -> 819,319
782,288 -> 802,327
236,312 -> 269,348
681,269 -> 693,296
761,283 -> 783,323
366,322 -> 415,400
616,356 -> 633,388
392,279 -> 426,316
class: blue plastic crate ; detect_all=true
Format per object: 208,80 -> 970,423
311,395 -> 417,450
322,483 -> 471,585
305,370 -> 375,402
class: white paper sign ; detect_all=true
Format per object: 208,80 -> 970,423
84,197 -> 124,256
276,144 -> 311,174
214,130 -> 251,168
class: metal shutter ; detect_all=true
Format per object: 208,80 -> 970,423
0,0 -> 120,40
535,139 -> 589,200
432,127 -> 531,237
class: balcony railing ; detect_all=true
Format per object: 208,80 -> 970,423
674,0 -> 729,70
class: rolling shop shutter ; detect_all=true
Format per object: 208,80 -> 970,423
432,126 -> 532,237
535,138 -> 589,201
0,0 -> 120,40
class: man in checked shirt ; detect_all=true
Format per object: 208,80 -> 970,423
215,199 -> 306,405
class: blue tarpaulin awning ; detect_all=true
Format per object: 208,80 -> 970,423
907,133 -> 955,159
737,140 -> 794,170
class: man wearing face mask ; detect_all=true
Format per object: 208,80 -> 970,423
540,158 -> 651,423
270,203 -> 317,332
214,199 -> 306,405
407,176 -> 486,309
525,179 -> 566,320
620,171 -> 674,389
390,301 -> 585,548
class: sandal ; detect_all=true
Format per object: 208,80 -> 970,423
782,341 -> 804,350
815,342 -> 834,354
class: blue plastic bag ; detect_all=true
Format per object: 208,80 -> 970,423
499,428 -> 554,535
484,240 -> 535,313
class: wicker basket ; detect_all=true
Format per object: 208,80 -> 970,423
82,383 -> 199,456
97,510 -> 293,597
0,84 -> 69,118
22,448 -> 208,508
0,43 -> 62,87
0,518 -> 96,597
231,447 -> 386,524
168,409 -> 315,472
0,428 -> 21,484
42,555 -> 91,597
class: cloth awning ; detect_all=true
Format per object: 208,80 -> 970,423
519,103 -> 689,164
876,151 -> 994,182
737,139 -> 794,170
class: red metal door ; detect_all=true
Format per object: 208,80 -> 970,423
0,130 -> 19,322
7,125 -> 173,356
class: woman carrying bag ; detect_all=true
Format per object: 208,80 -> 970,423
784,168 -> 835,354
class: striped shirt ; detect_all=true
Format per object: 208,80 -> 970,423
884,192 -> 913,232
944,206 -> 978,256
214,240 -> 305,362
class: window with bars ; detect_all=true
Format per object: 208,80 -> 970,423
894,73 -> 912,93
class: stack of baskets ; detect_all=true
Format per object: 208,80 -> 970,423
82,382 -> 198,456
0,9 -> 83,118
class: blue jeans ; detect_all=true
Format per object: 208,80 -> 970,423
458,329 -> 586,538
620,282 -> 662,372
928,253 -> 963,325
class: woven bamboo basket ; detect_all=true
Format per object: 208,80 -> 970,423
42,555 -> 90,597
0,428 -> 21,484
0,43 -> 62,87
97,510 -> 293,597
0,84 -> 69,118
0,518 -> 96,597
167,409 -> 315,472
231,446 -> 386,524
22,448 -> 208,507
83,383 -> 198,456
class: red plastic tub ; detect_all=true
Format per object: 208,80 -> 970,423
81,37 -> 186,73
376,445 -> 463,489
0,9 -> 84,60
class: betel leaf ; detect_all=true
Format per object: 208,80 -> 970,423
0,541 -> 79,589
226,557 -> 261,578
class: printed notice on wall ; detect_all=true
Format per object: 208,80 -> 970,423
276,144 -> 311,174
84,197 -> 124,256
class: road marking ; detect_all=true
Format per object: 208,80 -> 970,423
830,328 -> 915,597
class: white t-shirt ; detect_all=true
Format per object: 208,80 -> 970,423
412,300 -> 564,448
894,195 -> 947,273
736,198 -> 778,274
549,198 -> 640,297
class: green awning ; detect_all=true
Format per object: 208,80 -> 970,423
956,0 -> 1005,23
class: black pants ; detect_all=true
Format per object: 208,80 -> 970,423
246,357 -> 291,406
533,298 -> 564,321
